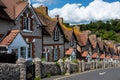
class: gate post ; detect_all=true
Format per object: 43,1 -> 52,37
16,58 -> 26,80
81,60 -> 85,72
65,58 -> 70,75
58,59 -> 64,74
34,58 -> 41,79
78,60 -> 81,72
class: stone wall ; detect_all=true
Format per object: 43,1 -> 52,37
70,63 -> 79,73
41,62 -> 61,77
84,62 -> 91,71
0,63 -> 20,80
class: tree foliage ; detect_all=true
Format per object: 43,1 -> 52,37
80,19 -> 120,42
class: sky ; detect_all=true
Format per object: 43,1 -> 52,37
30,0 -> 120,24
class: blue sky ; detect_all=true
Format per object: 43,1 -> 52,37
30,0 -> 120,24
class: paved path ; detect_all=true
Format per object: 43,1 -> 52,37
54,67 -> 120,80
42,67 -> 120,80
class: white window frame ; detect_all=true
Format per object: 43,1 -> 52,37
54,27 -> 59,41
23,17 -> 31,31
54,48 -> 58,61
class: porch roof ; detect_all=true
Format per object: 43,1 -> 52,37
65,48 -> 74,56
0,30 -> 19,46
100,54 -> 105,59
81,51 -> 88,57
106,55 -> 111,60
92,52 -> 98,58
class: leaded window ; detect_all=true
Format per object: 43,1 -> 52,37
53,27 -> 59,41
23,17 -> 30,30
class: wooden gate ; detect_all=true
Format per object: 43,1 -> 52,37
26,64 -> 35,80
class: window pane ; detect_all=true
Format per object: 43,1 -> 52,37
23,17 -> 28,30
54,48 -> 58,61
21,47 -> 26,58
23,17 -> 30,30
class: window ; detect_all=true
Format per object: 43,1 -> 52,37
28,43 -> 32,58
23,17 -> 30,30
54,48 -> 58,61
21,47 -> 26,58
53,27 -> 59,41
71,51 -> 76,59
70,36 -> 74,46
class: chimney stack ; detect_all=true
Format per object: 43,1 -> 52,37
55,15 -> 63,23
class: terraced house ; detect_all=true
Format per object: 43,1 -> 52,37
0,0 -> 42,61
35,6 -> 66,62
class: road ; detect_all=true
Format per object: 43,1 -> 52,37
55,67 -> 120,80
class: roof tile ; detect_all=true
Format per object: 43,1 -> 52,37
89,35 -> 97,49
0,30 -> 19,46
82,51 -> 88,57
0,0 -> 28,20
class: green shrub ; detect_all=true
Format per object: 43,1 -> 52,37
46,74 -> 51,78
55,61 -> 60,67
72,59 -> 78,64
34,76 -> 41,80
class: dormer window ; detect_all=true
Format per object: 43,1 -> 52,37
53,26 -> 59,41
70,36 -> 74,46
23,17 -> 30,30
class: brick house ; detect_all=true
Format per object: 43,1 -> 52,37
35,6 -> 65,61
89,34 -> 99,60
97,38 -> 105,61
103,40 -> 111,61
74,27 -> 89,61
61,23 -> 77,60
0,0 -> 42,60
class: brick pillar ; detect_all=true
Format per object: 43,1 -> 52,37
16,58 -> 26,80
34,58 -> 41,78
65,58 -> 70,75
58,59 -> 64,74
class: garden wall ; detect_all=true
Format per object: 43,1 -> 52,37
0,63 -> 20,80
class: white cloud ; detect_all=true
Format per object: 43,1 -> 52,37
49,0 -> 120,24
31,0 -> 58,7
32,3 -> 43,8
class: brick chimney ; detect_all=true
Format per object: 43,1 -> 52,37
55,15 -> 63,23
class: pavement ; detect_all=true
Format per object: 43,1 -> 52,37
42,67 -> 120,80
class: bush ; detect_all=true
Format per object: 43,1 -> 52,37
46,74 -> 51,78
34,76 -> 41,80
55,61 -> 60,67
72,59 -> 78,64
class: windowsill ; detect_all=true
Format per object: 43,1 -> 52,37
23,30 -> 32,33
